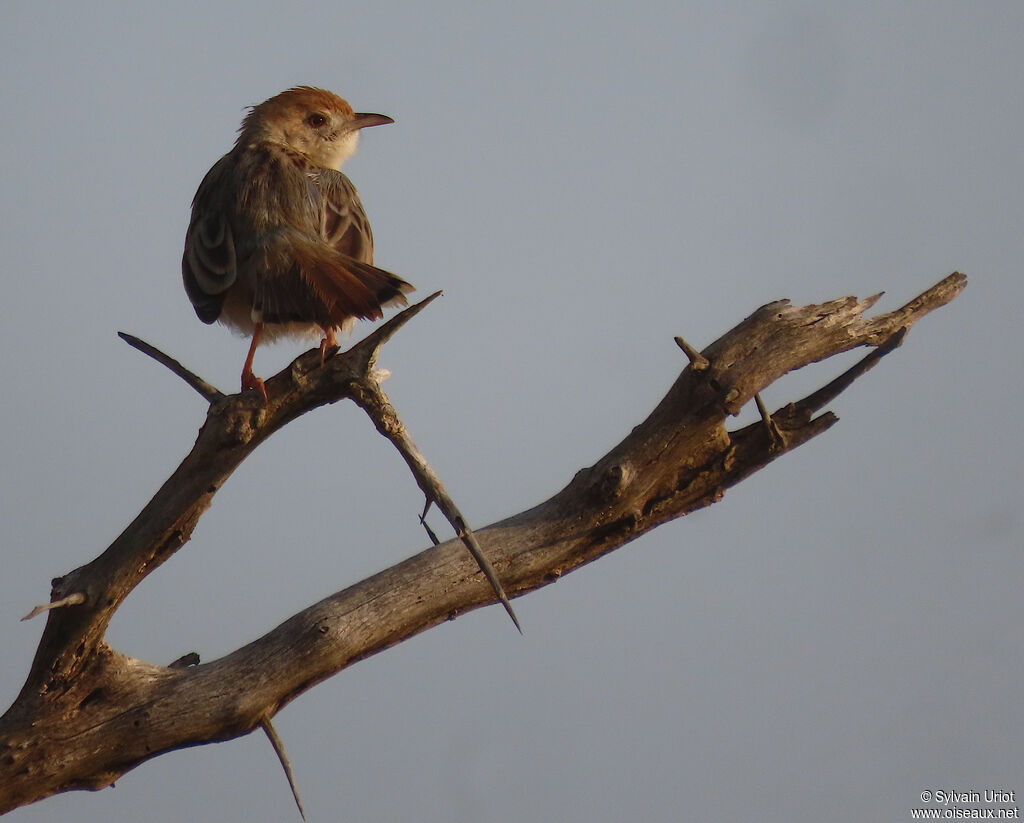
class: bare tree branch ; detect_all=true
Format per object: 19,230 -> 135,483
0,273 -> 966,814
349,374 -> 523,632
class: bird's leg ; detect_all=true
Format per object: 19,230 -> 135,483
241,321 -> 267,402
319,326 -> 338,365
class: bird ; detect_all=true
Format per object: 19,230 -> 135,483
183,86 -> 414,399
182,87 -> 519,630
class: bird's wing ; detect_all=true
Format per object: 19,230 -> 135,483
269,168 -> 413,326
182,155 -> 238,324
309,169 -> 376,263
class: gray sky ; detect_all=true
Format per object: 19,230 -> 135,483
2,2 -> 1021,821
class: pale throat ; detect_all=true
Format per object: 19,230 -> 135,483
323,130 -> 360,169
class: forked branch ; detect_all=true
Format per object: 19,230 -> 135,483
0,273 -> 966,814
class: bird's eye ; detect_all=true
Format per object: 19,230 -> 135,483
307,113 -> 327,128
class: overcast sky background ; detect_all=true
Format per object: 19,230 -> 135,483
2,3 -> 1021,822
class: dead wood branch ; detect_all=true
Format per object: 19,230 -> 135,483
0,273 -> 966,814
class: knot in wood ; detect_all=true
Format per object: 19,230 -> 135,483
215,402 -> 263,444
593,462 -> 631,504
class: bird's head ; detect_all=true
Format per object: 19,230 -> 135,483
239,86 -> 393,169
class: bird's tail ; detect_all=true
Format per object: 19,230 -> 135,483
269,238 -> 414,328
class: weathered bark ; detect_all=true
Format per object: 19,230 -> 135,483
0,273 -> 966,814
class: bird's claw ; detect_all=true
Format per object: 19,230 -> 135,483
241,370 -> 267,403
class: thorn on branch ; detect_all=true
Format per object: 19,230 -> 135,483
419,516 -> 441,547
118,332 -> 225,404
345,291 -> 444,373
674,335 -> 709,371
419,500 -> 441,546
261,717 -> 306,821
754,392 -> 786,451
21,592 -> 86,621
351,375 -> 523,633
720,386 -> 741,410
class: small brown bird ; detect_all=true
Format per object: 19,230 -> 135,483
183,86 -> 414,398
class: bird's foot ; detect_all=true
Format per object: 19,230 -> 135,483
319,328 -> 338,365
241,369 -> 267,403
